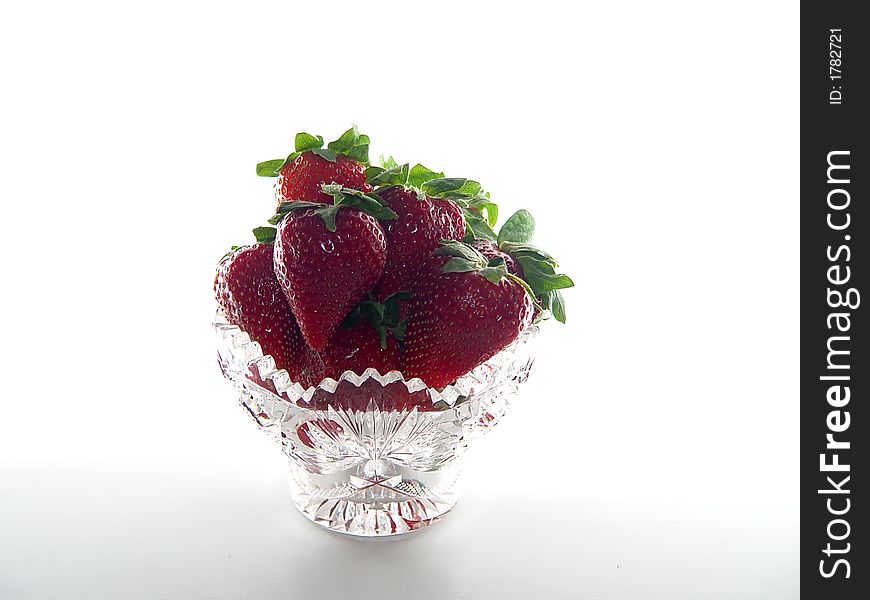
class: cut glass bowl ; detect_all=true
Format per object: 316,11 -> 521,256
214,311 -> 537,537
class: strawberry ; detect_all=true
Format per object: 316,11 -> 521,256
257,127 -> 372,205
319,321 -> 400,378
470,239 -> 523,277
400,242 -> 535,388
315,291 -> 408,377
367,162 -> 500,246
270,187 -> 396,352
214,241 -> 314,384
275,153 -> 371,205
287,296 -> 404,387
364,162 -> 501,302
374,186 -> 465,300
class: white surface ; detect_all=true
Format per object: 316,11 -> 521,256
0,1 -> 798,598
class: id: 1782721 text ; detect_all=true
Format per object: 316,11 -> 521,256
829,29 -> 843,105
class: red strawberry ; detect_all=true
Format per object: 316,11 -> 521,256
431,193 -> 466,235
316,291 -> 408,377
214,243 -> 313,384
401,242 -> 534,388
276,152 -> 371,205
257,127 -> 372,205
271,190 -> 394,352
319,321 -> 400,378
374,186 -> 465,300
470,239 -> 524,278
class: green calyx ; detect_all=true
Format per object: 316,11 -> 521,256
267,184 -> 397,232
498,209 -> 535,245
418,178 -> 498,242
419,178 -> 498,243
499,241 -> 573,324
219,245 -> 241,263
252,226 -> 276,244
434,241 -> 543,310
256,125 -> 371,177
458,198 -> 498,242
539,289 -> 567,324
499,242 -> 574,293
491,209 -> 573,324
365,157 -> 499,243
365,162 -> 412,187
343,291 -> 411,349
364,157 -> 447,190
435,241 -> 507,284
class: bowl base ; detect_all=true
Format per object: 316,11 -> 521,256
287,460 -> 461,538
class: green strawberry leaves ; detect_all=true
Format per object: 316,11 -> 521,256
219,245 -> 241,263
482,210 -> 573,323
465,194 -> 499,228
365,162 -> 474,198
295,132 -> 324,153
540,289 -> 567,324
366,163 -> 410,187
364,161 -> 446,190
498,242 -> 573,290
252,226 -> 277,244
421,178 -> 478,198
268,200 -> 325,224
498,241 -> 574,323
322,185 -> 398,224
423,210 -> 567,323
436,240 -> 489,274
256,126 -> 370,177
327,126 -> 359,152
379,155 -> 399,169
364,157 -> 500,244
408,164 -> 445,188
460,207 -> 498,242
327,125 -> 370,163
343,291 -> 411,348
255,160 -> 286,177
420,178 -> 499,242
267,185 -> 397,232
381,292 -> 411,341
498,209 -> 535,245
434,241 -> 542,310
479,257 -> 510,285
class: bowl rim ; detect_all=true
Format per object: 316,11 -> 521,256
214,309 -> 538,409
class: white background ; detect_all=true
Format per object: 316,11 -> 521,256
0,1 -> 799,598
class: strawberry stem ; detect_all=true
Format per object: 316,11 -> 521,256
505,272 -> 544,312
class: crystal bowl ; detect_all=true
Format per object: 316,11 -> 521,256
214,311 -> 537,537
